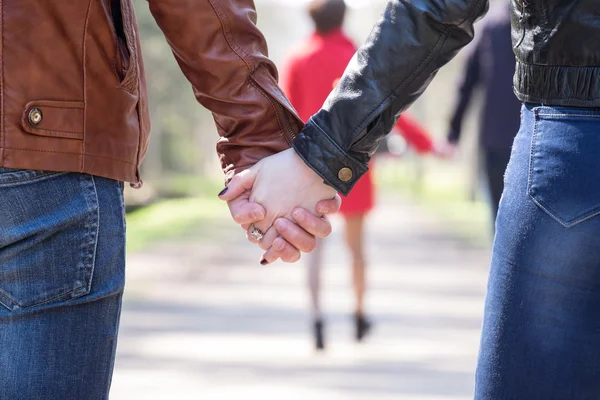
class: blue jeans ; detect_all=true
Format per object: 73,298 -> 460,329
0,170 -> 125,399
476,104 -> 600,398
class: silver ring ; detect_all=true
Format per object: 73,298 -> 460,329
250,225 -> 264,241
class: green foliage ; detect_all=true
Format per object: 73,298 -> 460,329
126,195 -> 227,253
133,1 -> 214,180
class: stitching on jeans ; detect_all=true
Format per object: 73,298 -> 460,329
0,175 -> 100,310
527,110 -> 600,228
79,174 -> 100,298
537,114 -> 600,118
527,110 -> 573,228
0,171 -> 66,185
527,108 -> 538,208
0,285 -> 86,310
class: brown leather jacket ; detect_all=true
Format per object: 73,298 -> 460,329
2,0 -> 303,186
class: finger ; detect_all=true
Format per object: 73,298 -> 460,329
218,167 -> 259,201
274,218 -> 317,253
260,237 -> 301,265
227,196 -> 266,225
316,194 -> 342,215
291,208 -> 333,239
258,226 -> 279,251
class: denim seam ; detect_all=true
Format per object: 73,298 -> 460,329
75,174 -> 100,299
0,171 -> 65,186
527,110 -> 600,228
538,114 -> 600,118
0,174 -> 100,311
0,286 -> 87,311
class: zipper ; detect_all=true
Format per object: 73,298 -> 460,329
273,101 -> 297,145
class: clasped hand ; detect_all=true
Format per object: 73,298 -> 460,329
219,148 -> 340,264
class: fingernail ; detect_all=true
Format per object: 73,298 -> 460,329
218,187 -> 228,196
260,258 -> 269,266
292,209 -> 305,222
252,209 -> 265,220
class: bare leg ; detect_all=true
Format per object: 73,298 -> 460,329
307,237 -> 324,320
307,238 -> 325,349
344,214 -> 367,315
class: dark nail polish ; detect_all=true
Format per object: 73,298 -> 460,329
260,258 -> 269,266
218,187 -> 228,196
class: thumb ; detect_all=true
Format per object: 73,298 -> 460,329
218,165 -> 259,201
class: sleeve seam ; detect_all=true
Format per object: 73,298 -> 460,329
207,0 -> 254,71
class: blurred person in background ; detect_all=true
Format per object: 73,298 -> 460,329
439,2 -> 520,223
280,0 -> 439,350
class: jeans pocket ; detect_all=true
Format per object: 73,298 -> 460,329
528,106 -> 600,228
0,170 -> 99,311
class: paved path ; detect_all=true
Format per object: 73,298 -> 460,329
111,194 -> 491,400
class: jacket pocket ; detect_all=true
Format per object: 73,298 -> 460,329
0,171 -> 99,312
528,106 -> 600,228
110,0 -> 138,93
21,100 -> 84,140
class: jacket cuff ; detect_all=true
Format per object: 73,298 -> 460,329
292,118 -> 368,196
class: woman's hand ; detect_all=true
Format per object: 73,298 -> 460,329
249,148 -> 337,229
219,148 -> 339,263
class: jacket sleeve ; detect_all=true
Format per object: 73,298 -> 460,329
447,28 -> 484,144
146,0 -> 304,181
292,0 -> 489,195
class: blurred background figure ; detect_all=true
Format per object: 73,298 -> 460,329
281,0 -> 438,351
439,2 -> 520,223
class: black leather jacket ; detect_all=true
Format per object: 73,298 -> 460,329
293,0 -> 598,195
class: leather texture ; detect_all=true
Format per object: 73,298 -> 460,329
0,0 -> 302,186
294,0 -> 598,195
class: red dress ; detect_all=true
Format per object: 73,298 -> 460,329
336,114 -> 434,216
281,30 -> 433,216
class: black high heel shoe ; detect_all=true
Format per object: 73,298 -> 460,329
314,319 -> 325,350
355,313 -> 372,342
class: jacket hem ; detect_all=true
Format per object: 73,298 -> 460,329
515,61 -> 600,108
0,148 -> 138,183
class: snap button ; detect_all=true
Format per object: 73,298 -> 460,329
338,167 -> 353,182
28,108 -> 43,126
